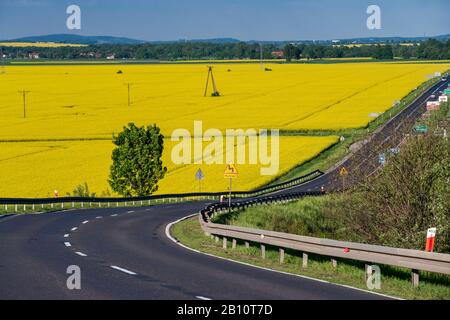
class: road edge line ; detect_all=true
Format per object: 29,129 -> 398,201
165,213 -> 402,301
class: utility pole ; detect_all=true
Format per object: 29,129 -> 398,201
18,90 -> 31,118
204,66 -> 220,97
259,43 -> 264,70
125,83 -> 132,106
0,47 -> 5,74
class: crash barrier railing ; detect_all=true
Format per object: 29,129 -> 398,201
199,191 -> 450,287
0,170 -> 323,212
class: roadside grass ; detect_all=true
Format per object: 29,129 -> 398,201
171,217 -> 450,300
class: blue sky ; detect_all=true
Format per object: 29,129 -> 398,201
0,0 -> 449,41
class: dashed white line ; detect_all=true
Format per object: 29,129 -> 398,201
96,216 -> 102,219
110,265 -> 137,275
64,234 -> 69,238
75,252 -> 87,257
64,242 -> 72,247
71,227 -> 78,231
111,214 -> 118,217
127,210 -> 135,214
196,296 -> 212,300
82,220 -> 89,224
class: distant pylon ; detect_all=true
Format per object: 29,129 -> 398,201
204,66 -> 220,97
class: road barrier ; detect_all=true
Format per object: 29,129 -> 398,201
198,192 -> 450,287
0,170 -> 323,212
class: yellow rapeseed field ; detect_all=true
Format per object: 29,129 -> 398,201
0,42 -> 87,48
0,62 -> 448,197
0,136 -> 338,197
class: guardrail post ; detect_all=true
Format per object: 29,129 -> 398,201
223,237 -> 227,249
302,253 -> 308,269
261,244 -> 266,259
412,269 -> 419,288
32,204 -> 35,211
215,236 -> 219,243
245,241 -> 250,248
279,248 -> 285,264
331,258 -> 337,269
232,239 -> 236,249
15,204 -> 17,212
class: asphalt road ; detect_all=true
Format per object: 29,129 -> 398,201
0,78 -> 448,300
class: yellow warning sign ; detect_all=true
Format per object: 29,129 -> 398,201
339,167 -> 348,176
224,164 -> 239,178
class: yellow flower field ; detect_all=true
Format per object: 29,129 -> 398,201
0,136 -> 338,197
0,62 -> 448,197
0,62 -> 448,140
0,42 -> 87,48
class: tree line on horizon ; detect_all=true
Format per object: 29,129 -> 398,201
1,38 -> 449,61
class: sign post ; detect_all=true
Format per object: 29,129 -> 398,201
339,167 -> 348,191
224,164 -> 238,210
425,227 -> 437,252
195,168 -> 205,192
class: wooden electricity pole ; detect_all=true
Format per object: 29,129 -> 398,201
125,83 -> 133,106
18,90 -> 31,118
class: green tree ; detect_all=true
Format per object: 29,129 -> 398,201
109,123 -> 167,197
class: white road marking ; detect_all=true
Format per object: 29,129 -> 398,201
75,252 -> 87,257
71,227 -> 78,231
110,265 -> 137,275
96,216 -> 102,219
127,210 -> 135,214
82,220 -> 89,224
64,242 -> 72,247
64,234 -> 69,238
111,214 -> 118,217
196,296 -> 212,300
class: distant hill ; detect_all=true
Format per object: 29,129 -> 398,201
2,33 -> 449,46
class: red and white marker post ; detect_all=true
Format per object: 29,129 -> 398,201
425,227 -> 437,252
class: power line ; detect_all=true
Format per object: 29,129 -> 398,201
18,90 -> 31,118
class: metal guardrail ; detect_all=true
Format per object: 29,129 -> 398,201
0,170 -> 323,210
199,192 -> 450,287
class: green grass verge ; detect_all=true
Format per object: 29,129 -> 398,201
171,217 -> 450,300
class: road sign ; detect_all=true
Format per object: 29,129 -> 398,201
339,167 -> 348,176
425,227 -> 437,252
195,168 -> 204,192
389,147 -> 399,155
378,153 -> 386,166
414,125 -> 428,133
195,168 -> 205,181
224,164 -> 239,179
444,89 -> 450,95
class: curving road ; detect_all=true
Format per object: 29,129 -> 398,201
0,203 -> 386,300
0,77 -> 448,300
